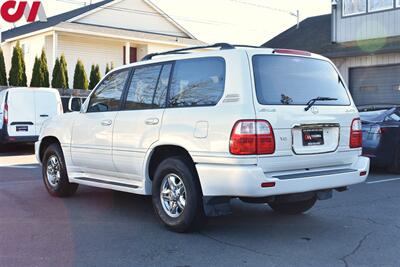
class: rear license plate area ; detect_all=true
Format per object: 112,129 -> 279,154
302,128 -> 324,146
16,126 -> 28,132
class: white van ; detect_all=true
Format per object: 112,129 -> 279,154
0,88 -> 63,144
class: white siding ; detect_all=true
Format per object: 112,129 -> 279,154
74,0 -> 189,38
58,34 -> 125,88
146,43 -> 184,54
1,33 -> 51,85
336,0 -> 400,42
57,34 -> 185,88
332,53 -> 400,85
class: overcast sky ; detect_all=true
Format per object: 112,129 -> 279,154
0,0 -> 331,45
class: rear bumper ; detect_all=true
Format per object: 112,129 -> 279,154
0,134 -> 38,144
0,125 -> 38,144
196,156 -> 370,197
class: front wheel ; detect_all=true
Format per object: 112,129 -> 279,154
152,156 -> 205,232
268,197 -> 316,215
42,143 -> 78,197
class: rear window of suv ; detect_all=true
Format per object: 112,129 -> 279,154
253,55 -> 351,106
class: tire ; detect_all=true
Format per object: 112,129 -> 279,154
42,143 -> 78,197
268,197 -> 316,215
152,156 -> 205,232
388,148 -> 400,174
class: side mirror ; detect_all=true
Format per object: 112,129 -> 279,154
68,97 -> 82,112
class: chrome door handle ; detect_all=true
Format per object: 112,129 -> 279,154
145,118 -> 159,125
101,120 -> 112,126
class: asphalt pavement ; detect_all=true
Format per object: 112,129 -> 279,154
0,145 -> 399,267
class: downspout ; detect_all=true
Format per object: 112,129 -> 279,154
331,0 -> 338,43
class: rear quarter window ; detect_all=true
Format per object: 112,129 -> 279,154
168,57 -> 225,108
253,55 -> 351,106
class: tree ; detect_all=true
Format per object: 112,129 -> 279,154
39,49 -> 49,87
51,58 -> 61,88
73,59 -> 88,90
89,64 -> 101,90
60,54 -> 68,88
52,57 -> 69,89
0,48 -> 7,86
105,61 -> 114,75
30,56 -> 40,87
8,41 -> 27,86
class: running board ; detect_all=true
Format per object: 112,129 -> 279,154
74,177 -> 139,189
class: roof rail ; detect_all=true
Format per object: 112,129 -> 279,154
141,42 -> 235,61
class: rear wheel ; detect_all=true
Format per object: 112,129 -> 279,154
152,156 -> 205,232
269,197 -> 316,215
42,143 -> 78,197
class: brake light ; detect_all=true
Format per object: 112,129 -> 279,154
272,49 -> 311,56
3,103 -> 8,124
350,118 -> 362,148
230,120 -> 275,155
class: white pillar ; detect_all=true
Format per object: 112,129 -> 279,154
52,31 -> 58,66
125,41 -> 130,65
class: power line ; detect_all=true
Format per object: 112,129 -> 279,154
227,0 -> 300,28
55,0 -> 265,30
228,0 -> 296,15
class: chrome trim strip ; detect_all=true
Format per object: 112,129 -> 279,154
291,123 -> 341,155
273,168 -> 357,180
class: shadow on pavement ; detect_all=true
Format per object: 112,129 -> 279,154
0,143 -> 35,156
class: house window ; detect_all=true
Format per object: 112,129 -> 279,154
368,0 -> 394,12
343,0 -> 367,16
397,0 -> 400,7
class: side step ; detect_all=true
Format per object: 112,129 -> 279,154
74,177 -> 139,189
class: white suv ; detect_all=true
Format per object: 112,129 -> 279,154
35,44 -> 369,232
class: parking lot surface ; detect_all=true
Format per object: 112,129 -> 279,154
1,145 -> 399,267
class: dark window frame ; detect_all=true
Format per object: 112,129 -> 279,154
86,68 -> 132,113
166,56 -> 226,109
120,61 -> 174,111
342,0 -> 398,18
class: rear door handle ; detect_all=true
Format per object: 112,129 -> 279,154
40,114 -> 49,117
101,120 -> 112,126
145,118 -> 159,125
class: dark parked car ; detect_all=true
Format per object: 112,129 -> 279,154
360,105 -> 400,173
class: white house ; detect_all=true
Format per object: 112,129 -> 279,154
1,0 -> 205,88
264,0 -> 400,108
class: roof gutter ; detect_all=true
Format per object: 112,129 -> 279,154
52,25 -> 199,47
2,28 -> 55,43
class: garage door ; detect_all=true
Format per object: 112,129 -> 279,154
349,64 -> 400,107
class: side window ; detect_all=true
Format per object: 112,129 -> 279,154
87,70 -> 129,113
124,64 -> 171,110
168,57 -> 225,108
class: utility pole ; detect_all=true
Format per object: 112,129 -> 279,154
290,10 -> 300,29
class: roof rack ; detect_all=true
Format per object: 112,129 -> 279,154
141,43 -> 261,61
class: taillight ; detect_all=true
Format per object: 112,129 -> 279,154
230,120 -> 275,155
3,103 -> 8,124
350,118 -> 362,148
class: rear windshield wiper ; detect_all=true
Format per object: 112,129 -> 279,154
304,97 -> 338,111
